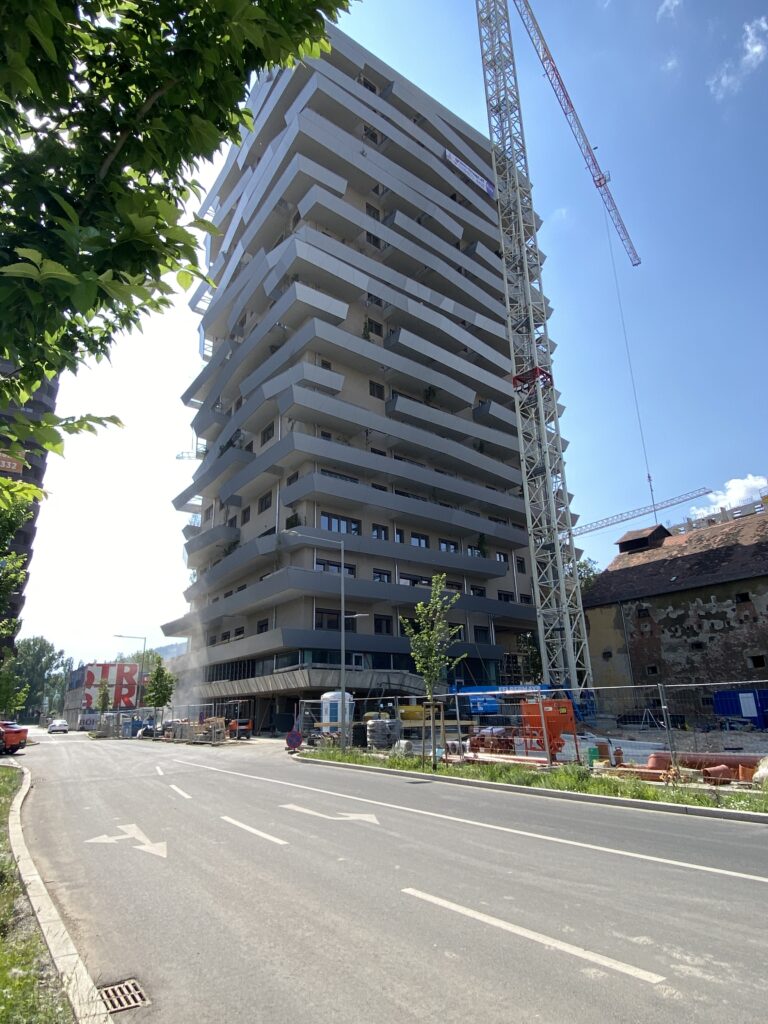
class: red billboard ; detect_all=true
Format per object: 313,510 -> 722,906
82,663 -> 144,710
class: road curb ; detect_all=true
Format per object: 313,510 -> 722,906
7,765 -> 110,1024
294,755 -> 768,824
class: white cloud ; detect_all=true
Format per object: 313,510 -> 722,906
662,54 -> 679,72
657,0 -> 682,22
708,15 -> 768,100
690,474 -> 767,517
549,206 -> 568,223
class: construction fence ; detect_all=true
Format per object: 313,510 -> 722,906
297,679 -> 768,768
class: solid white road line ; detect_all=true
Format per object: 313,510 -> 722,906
169,784 -> 191,800
177,760 -> 768,885
403,888 -> 665,985
221,816 -> 288,846
155,766 -> 164,776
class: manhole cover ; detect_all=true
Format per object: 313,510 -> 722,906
98,979 -> 150,1013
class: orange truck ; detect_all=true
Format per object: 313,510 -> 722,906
0,721 -> 29,755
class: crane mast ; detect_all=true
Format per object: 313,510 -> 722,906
475,0 -> 592,690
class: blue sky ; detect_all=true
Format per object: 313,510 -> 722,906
18,1 -> 768,664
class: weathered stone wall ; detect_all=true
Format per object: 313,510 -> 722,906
587,577 -> 768,694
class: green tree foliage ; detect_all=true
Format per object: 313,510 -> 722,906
96,679 -> 110,714
0,498 -> 32,637
0,657 -> 29,717
10,636 -> 64,712
566,557 -> 600,595
0,0 -> 350,503
143,657 -> 176,716
399,574 -> 466,700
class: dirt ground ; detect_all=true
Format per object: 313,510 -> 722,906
603,725 -> 768,756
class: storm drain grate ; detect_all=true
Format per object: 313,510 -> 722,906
98,979 -> 150,1013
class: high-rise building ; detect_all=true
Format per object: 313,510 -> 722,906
162,26 -> 547,724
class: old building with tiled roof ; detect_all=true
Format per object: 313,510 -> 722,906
583,513 -> 768,701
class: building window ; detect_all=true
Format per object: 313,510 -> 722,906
411,532 -> 429,548
320,359 -> 332,370
439,539 -> 459,553
470,585 -> 486,598
287,472 -> 298,486
367,292 -> 382,306
748,654 -> 766,669
227,515 -> 237,528
452,624 -> 465,641
515,556 -> 525,573
520,593 -> 532,605
257,619 -> 269,634
321,468 -> 359,483
315,609 -> 357,632
637,607 -> 650,618
360,76 -> 377,93
365,202 -> 381,221
208,635 -> 217,646
371,523 -> 389,541
369,380 -> 385,399
220,631 -> 231,643
315,559 -> 355,577
497,590 -> 515,603
240,506 -> 250,526
445,580 -> 462,592
321,512 -> 361,535
365,231 -> 381,249
257,492 -> 272,514
690,640 -> 705,651
373,568 -> 391,583
234,627 -> 245,638
204,505 -> 213,522
474,626 -> 490,643
365,317 -> 383,336
372,483 -> 387,492
735,592 -> 751,604
363,125 -> 380,144
467,545 -> 481,558
237,584 -> 246,592
395,528 -> 405,544
374,615 -> 393,635
399,573 -> 430,587
646,664 -> 659,676
496,551 -> 509,564
320,430 -> 332,441
224,590 -> 233,599
371,447 -> 386,456
261,422 -> 274,445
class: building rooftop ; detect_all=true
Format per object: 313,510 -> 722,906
583,514 -> 768,607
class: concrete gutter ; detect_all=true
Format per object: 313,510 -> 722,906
7,765 -> 110,1024
295,754 -> 768,825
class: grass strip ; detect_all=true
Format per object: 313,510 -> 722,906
0,768 -> 74,1024
299,749 -> 768,813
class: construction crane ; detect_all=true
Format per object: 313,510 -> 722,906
511,0 -> 641,267
474,1 -> 637,692
572,488 -> 713,537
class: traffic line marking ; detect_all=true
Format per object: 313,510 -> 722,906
155,766 -> 164,776
85,824 -> 167,859
177,760 -> 768,885
281,803 -> 379,824
221,816 -> 288,846
169,784 -> 191,800
403,888 -> 665,985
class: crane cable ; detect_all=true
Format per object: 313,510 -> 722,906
602,205 -> 657,521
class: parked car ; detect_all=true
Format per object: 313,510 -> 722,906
47,719 -> 69,734
1,721 -> 29,754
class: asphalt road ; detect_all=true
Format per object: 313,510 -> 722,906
16,730 -> 768,1023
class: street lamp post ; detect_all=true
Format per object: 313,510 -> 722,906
114,633 -> 147,713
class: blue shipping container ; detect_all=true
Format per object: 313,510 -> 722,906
712,689 -> 768,729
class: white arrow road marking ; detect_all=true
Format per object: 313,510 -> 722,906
221,816 -> 288,846
403,889 -> 665,985
85,824 -> 167,859
281,803 -> 379,825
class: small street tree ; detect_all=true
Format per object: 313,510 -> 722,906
96,679 -> 110,716
399,574 -> 466,768
143,658 -> 176,726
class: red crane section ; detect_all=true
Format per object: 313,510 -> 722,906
512,0 -> 641,267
